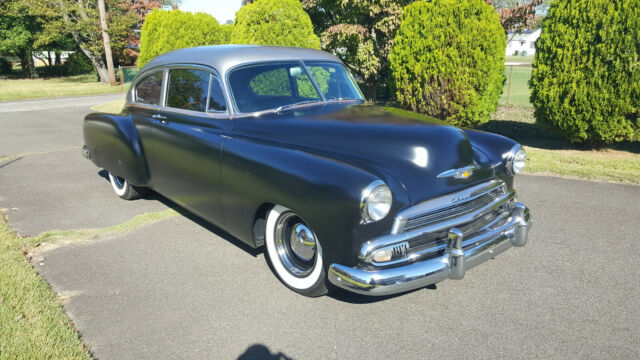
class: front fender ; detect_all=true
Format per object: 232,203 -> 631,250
83,112 -> 149,186
220,136 -> 411,267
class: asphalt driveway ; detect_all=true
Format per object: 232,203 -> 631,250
1,97 -> 638,359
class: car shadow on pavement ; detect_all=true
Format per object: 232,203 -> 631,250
97,170 -> 262,258
237,344 -> 292,360
329,283 -> 437,304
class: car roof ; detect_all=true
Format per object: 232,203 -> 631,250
140,45 -> 342,75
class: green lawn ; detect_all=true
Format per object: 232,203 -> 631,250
91,98 -> 125,113
0,74 -> 122,102
500,66 -> 532,107
505,55 -> 534,62
0,216 -> 91,360
0,208 -> 176,359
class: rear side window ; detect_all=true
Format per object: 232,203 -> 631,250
166,68 -> 227,113
167,69 -> 210,112
135,72 -> 163,105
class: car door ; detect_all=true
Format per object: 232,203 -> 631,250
128,69 -> 164,184
147,66 -> 232,226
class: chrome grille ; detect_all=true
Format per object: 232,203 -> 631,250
402,183 -> 506,233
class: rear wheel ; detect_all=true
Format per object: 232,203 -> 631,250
264,205 -> 328,297
108,171 -> 146,200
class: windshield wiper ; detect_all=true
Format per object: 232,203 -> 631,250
275,100 -> 323,113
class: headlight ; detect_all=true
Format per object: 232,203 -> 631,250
361,180 -> 392,223
506,144 -> 526,175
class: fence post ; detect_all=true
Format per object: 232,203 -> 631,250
506,65 -> 513,106
119,65 -> 124,98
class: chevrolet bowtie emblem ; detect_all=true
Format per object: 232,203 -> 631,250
437,165 -> 476,179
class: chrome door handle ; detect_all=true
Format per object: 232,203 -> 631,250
152,114 -> 168,124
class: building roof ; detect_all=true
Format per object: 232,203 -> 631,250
140,45 -> 342,75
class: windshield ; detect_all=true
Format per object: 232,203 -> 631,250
228,61 -> 363,114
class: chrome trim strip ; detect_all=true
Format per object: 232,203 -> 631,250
328,203 -> 532,296
436,164 -> 477,179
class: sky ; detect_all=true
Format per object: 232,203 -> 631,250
179,0 -> 242,24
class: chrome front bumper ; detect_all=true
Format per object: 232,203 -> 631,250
328,202 -> 532,296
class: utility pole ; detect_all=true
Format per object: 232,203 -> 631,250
97,0 -> 116,86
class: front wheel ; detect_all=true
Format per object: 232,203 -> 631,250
264,205 -> 329,297
108,171 -> 146,200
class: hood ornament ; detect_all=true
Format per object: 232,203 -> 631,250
437,165 -> 476,179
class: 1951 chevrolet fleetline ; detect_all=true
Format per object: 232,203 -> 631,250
82,45 -> 532,297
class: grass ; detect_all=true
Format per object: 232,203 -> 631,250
0,209 -> 177,359
0,74 -> 122,102
505,55 -> 534,62
500,66 -> 532,107
91,98 -> 125,113
525,147 -> 640,184
0,215 -> 90,360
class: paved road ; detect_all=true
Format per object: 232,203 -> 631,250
1,98 -> 638,359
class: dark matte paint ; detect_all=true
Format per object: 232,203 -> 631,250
83,101 -> 517,267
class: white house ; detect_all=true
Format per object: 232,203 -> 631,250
505,28 -> 541,56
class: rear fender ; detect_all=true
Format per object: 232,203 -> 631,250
83,112 -> 149,186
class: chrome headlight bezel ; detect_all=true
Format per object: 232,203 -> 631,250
506,144 -> 526,175
360,180 -> 393,223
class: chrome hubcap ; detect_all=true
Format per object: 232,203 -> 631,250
274,213 -> 317,277
112,174 -> 125,189
290,224 -> 316,262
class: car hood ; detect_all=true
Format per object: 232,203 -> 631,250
232,103 -> 498,204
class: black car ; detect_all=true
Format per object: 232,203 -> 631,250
82,45 -> 532,297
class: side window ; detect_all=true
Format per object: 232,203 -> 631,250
166,69 -> 210,112
135,72 -> 163,105
207,75 -> 227,112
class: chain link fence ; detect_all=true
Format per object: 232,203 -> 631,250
117,66 -> 140,96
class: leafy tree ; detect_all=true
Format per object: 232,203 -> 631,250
530,0 -> 639,146
488,0 -> 544,35
231,0 -> 320,49
389,0 -> 505,127
0,14 -> 38,78
302,0 -> 411,100
138,10 -> 224,67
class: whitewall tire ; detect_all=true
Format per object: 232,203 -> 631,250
265,205 -> 328,297
108,171 -> 145,200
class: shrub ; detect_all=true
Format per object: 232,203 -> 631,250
389,0 -> 506,127
219,23 -> 234,43
530,0 -> 639,146
0,57 -> 12,74
230,0 -> 320,49
61,52 -> 94,75
138,10 -> 224,68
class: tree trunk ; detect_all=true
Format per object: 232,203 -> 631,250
19,49 -> 28,73
98,0 -> 116,86
79,45 -> 109,82
25,49 -> 38,79
58,0 -> 108,82
55,51 -> 62,66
